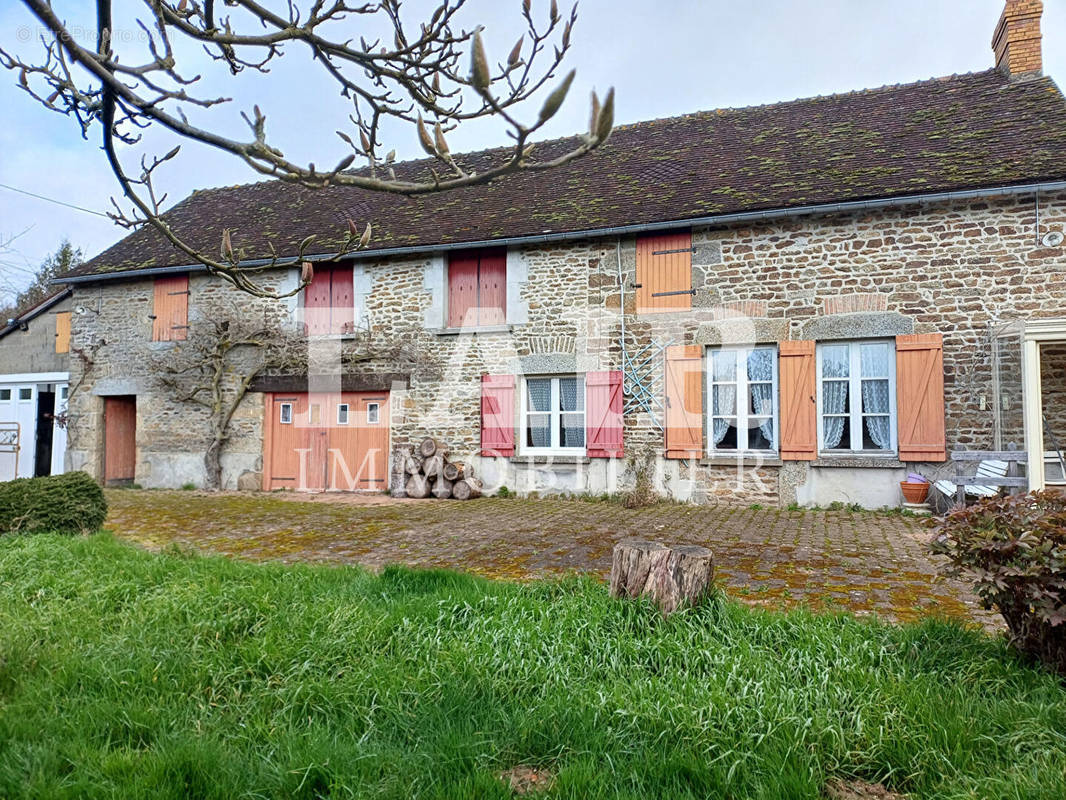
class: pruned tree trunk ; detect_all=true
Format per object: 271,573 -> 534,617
452,477 -> 483,501
442,461 -> 464,482
609,540 -> 714,615
204,437 -> 223,491
432,479 -> 454,499
419,437 -> 439,458
405,473 -> 431,499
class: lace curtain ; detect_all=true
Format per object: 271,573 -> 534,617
748,349 -> 775,445
821,345 -> 849,449
527,379 -> 551,447
860,346 -> 891,449
712,384 -> 736,445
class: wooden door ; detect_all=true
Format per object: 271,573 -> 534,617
104,396 -> 137,484
264,392 -> 388,491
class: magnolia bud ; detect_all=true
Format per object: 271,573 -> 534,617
433,122 -> 449,155
507,38 -> 523,67
596,87 -> 615,142
221,229 -> 234,260
301,261 -> 314,284
417,115 -> 435,156
359,223 -> 372,249
470,30 -> 490,92
538,69 -> 575,123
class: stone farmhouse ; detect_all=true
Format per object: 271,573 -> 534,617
0,290 -> 72,481
57,0 -> 1066,508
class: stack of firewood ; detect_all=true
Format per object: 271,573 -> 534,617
398,437 -> 483,500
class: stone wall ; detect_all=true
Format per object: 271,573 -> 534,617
67,189 -> 1066,505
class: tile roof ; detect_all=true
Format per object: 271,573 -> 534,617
72,69 -> 1066,279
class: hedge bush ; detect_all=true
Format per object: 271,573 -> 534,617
930,490 -> 1066,674
0,472 -> 108,535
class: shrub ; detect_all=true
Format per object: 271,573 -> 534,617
0,472 -> 108,535
930,491 -> 1066,674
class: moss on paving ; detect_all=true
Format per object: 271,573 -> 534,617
104,490 -> 986,627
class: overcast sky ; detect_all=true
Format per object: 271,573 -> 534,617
0,0 -> 1063,304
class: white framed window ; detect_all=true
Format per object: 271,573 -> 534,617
337,403 -> 350,425
0,389 -> 10,401
279,402 -> 293,424
366,402 -> 380,425
59,386 -> 68,401
707,346 -> 779,453
521,375 -> 585,453
18,387 -> 32,401
817,340 -> 897,454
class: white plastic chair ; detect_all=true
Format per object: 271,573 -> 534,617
934,459 -> 1010,501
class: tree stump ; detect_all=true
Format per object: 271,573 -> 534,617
452,477 -> 482,500
442,461 -> 465,482
403,454 -> 423,475
405,473 -> 431,499
418,437 -> 439,458
609,540 -> 714,615
432,479 -> 453,499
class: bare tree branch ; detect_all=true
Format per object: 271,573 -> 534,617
2,0 -> 614,297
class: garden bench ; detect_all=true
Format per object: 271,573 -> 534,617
933,449 -> 1028,505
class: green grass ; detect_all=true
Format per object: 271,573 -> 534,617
1,535 -> 1065,799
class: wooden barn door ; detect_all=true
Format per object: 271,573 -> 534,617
103,396 -> 137,485
264,391 -> 389,491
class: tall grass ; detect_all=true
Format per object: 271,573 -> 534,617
1,534 -> 1064,799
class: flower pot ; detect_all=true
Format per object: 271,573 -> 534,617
900,481 -> 929,504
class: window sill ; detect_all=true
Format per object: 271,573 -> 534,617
813,454 -> 904,469
513,453 -> 590,465
700,454 -> 782,468
432,325 -> 513,336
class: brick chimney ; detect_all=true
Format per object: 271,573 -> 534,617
992,0 -> 1043,77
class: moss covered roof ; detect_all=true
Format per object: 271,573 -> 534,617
72,69 -> 1066,278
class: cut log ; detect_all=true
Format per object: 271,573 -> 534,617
404,454 -> 423,475
432,479 -> 454,499
405,473 -> 431,499
609,540 -> 714,615
442,461 -> 465,482
418,437 -> 439,458
423,453 -> 446,479
452,477 -> 482,501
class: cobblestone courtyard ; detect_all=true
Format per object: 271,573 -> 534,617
105,490 -> 993,626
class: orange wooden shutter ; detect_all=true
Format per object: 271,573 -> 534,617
152,274 -> 189,341
664,345 -> 703,458
329,267 -> 355,334
303,267 -> 333,335
481,374 -> 515,456
896,334 -> 947,462
477,249 -> 507,326
779,340 -> 817,460
448,252 -> 479,328
54,311 -> 71,354
586,370 -> 624,458
636,231 -> 692,312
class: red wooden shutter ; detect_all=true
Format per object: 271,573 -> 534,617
779,340 -> 817,460
586,370 -> 624,458
636,231 -> 692,312
152,273 -> 189,341
477,249 -> 507,326
481,374 -> 515,456
664,345 -> 703,458
330,267 -> 354,334
448,252 -> 479,328
304,267 -> 332,335
896,334 -> 947,462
